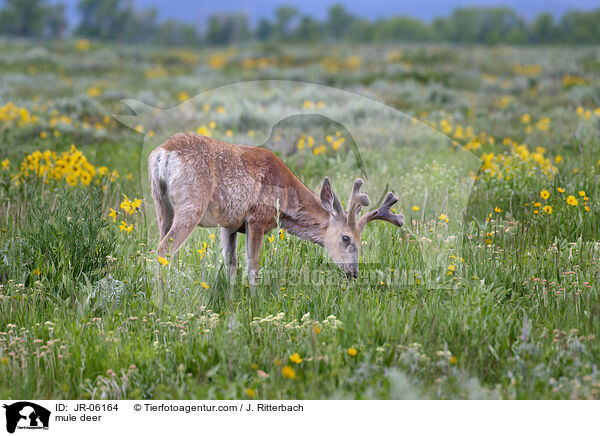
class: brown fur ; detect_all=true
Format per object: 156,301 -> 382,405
148,133 -> 404,284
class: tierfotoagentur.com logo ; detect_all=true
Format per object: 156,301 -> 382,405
2,402 -> 50,434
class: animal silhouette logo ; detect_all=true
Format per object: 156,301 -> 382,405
3,402 -> 50,434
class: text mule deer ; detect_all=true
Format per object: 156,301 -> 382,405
148,133 -> 404,284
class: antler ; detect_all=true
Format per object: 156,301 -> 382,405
357,192 -> 405,231
346,178 -> 370,228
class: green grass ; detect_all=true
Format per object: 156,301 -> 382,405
0,39 -> 599,399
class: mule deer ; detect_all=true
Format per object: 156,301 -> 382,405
148,133 -> 404,284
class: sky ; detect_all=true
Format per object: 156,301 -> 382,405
42,0 -> 600,26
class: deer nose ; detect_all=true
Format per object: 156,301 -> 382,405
346,270 -> 358,279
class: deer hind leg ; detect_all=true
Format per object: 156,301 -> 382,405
154,188 -> 174,241
220,227 -> 238,278
157,206 -> 207,259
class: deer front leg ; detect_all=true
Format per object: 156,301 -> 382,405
220,227 -> 238,279
245,222 -> 264,286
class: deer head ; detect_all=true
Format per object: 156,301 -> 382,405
320,177 -> 405,278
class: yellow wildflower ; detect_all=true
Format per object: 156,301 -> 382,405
177,91 -> 190,102
75,39 -> 90,51
289,353 -> 302,364
158,256 -> 169,266
120,194 -> 132,213
65,174 -> 77,186
87,87 -> 101,98
282,365 -> 296,379
119,221 -> 133,234
130,197 -> 142,214
347,348 -> 357,357
540,190 -> 550,200
80,171 -> 92,186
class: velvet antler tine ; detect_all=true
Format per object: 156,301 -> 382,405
346,178 -> 370,228
357,192 -> 405,231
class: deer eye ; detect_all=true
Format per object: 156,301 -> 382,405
342,235 -> 351,243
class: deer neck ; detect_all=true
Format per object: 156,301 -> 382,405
279,182 -> 329,246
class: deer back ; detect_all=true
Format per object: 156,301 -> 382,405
149,133 -> 313,231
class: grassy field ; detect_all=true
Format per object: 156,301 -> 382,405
0,39 -> 599,399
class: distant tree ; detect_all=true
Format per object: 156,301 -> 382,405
76,0 -> 134,40
530,13 -> 557,43
559,9 -> 600,44
374,16 -> 434,41
128,7 -> 158,43
274,5 -> 298,40
157,20 -> 198,46
0,7 -> 18,36
206,13 -> 249,45
4,0 -> 600,46
437,7 -> 527,44
45,4 -> 67,38
76,0 -> 161,42
431,17 -> 451,40
294,15 -> 321,42
255,18 -> 274,41
327,4 -> 355,40
0,0 -> 66,38
348,19 -> 375,42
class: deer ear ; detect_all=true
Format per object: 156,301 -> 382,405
320,177 -> 345,220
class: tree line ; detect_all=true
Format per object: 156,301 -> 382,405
1,0 -> 600,45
